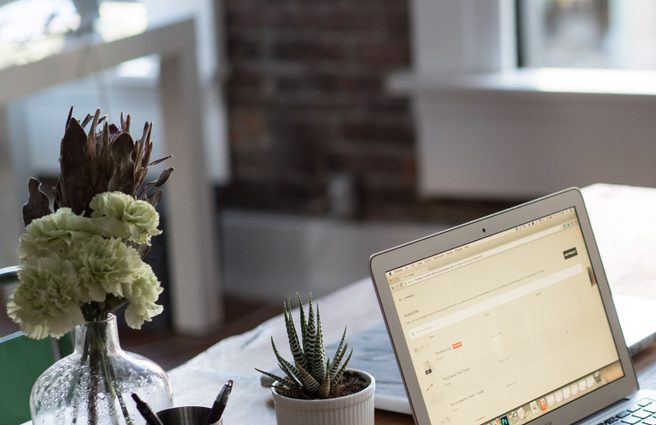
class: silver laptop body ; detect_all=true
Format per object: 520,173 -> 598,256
370,188 -> 656,425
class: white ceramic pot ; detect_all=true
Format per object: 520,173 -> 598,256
271,369 -> 375,425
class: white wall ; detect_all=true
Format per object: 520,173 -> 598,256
399,0 -> 656,198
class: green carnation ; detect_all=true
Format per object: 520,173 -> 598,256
7,256 -> 85,339
66,234 -> 143,302
123,264 -> 163,329
18,208 -> 100,260
90,192 -> 162,245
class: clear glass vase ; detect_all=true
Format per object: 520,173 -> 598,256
30,314 -> 173,424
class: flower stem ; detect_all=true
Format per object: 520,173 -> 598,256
81,318 -> 134,424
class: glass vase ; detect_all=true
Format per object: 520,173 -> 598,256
30,314 -> 173,424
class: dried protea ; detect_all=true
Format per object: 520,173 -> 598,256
22,108 -> 173,227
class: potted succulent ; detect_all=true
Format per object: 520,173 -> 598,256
257,295 -> 375,425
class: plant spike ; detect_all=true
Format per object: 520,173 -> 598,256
329,342 -> 348,379
331,348 -> 353,388
311,305 -> 327,380
318,361 -> 331,398
271,338 -> 304,387
257,294 -> 354,400
303,297 -> 317,376
284,300 -> 306,369
296,363 -> 321,395
297,293 -> 308,347
256,369 -> 298,390
332,327 -> 348,360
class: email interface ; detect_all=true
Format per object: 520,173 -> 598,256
386,208 -> 622,425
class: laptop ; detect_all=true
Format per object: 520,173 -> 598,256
369,188 -> 656,425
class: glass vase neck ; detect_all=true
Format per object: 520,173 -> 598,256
74,314 -> 123,355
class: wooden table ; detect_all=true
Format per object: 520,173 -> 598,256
167,183 -> 656,424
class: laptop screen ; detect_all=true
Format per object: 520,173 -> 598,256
385,207 -> 624,424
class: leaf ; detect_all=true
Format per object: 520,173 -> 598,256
120,112 -> 131,133
318,364 -> 331,398
80,113 -> 94,128
86,108 -> 101,157
328,327 -> 348,379
295,363 -> 321,395
284,300 -> 306,369
311,305 -> 327,380
148,155 -> 172,167
53,183 -> 62,211
255,369 -> 297,389
297,293 -> 308,347
331,348 -> 353,388
107,132 -> 135,194
65,106 -> 73,131
271,338 -> 303,387
22,178 -> 51,226
304,296 -> 316,370
59,117 -> 94,214
146,189 -> 162,208
145,167 -> 174,192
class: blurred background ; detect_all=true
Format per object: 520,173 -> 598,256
2,0 -> 656,365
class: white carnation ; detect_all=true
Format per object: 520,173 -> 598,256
7,256 -> 85,339
122,264 -> 163,329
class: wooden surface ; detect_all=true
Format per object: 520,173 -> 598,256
162,183 -> 656,425
17,183 -> 656,425
20,181 -> 656,424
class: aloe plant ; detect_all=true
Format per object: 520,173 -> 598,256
257,295 -> 353,399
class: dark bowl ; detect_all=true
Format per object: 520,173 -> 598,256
156,406 -> 222,425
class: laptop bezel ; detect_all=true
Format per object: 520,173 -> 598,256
369,187 -> 638,425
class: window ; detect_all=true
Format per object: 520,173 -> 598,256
519,0 -> 656,69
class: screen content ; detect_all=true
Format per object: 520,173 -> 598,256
386,208 -> 623,425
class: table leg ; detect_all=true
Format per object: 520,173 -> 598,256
158,30 -> 223,334
0,104 -> 26,267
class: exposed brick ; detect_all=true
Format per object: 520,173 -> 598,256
221,179 -> 329,215
271,39 -> 347,63
223,0 -> 426,219
353,39 -> 412,68
274,72 -> 382,96
342,120 -> 414,146
327,147 -> 417,180
228,106 -> 268,151
227,36 -> 263,60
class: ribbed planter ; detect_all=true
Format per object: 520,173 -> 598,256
271,369 -> 375,425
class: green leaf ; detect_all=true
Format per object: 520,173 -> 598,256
297,293 -> 307,346
271,338 -> 303,387
303,298 -> 317,376
296,363 -> 321,395
318,363 -> 331,398
311,305 -> 327,380
331,348 -> 353,388
329,342 -> 348,380
256,368 -> 299,390
275,385 -> 310,400
328,327 -> 348,379
284,300 -> 306,369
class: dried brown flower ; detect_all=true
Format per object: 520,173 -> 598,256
22,108 -> 173,226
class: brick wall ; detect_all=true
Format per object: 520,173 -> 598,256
219,0 -> 515,222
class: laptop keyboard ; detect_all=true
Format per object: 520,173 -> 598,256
597,399 -> 656,424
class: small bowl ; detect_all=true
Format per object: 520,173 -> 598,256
156,406 -> 223,425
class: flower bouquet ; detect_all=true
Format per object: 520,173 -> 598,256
6,108 -> 174,424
